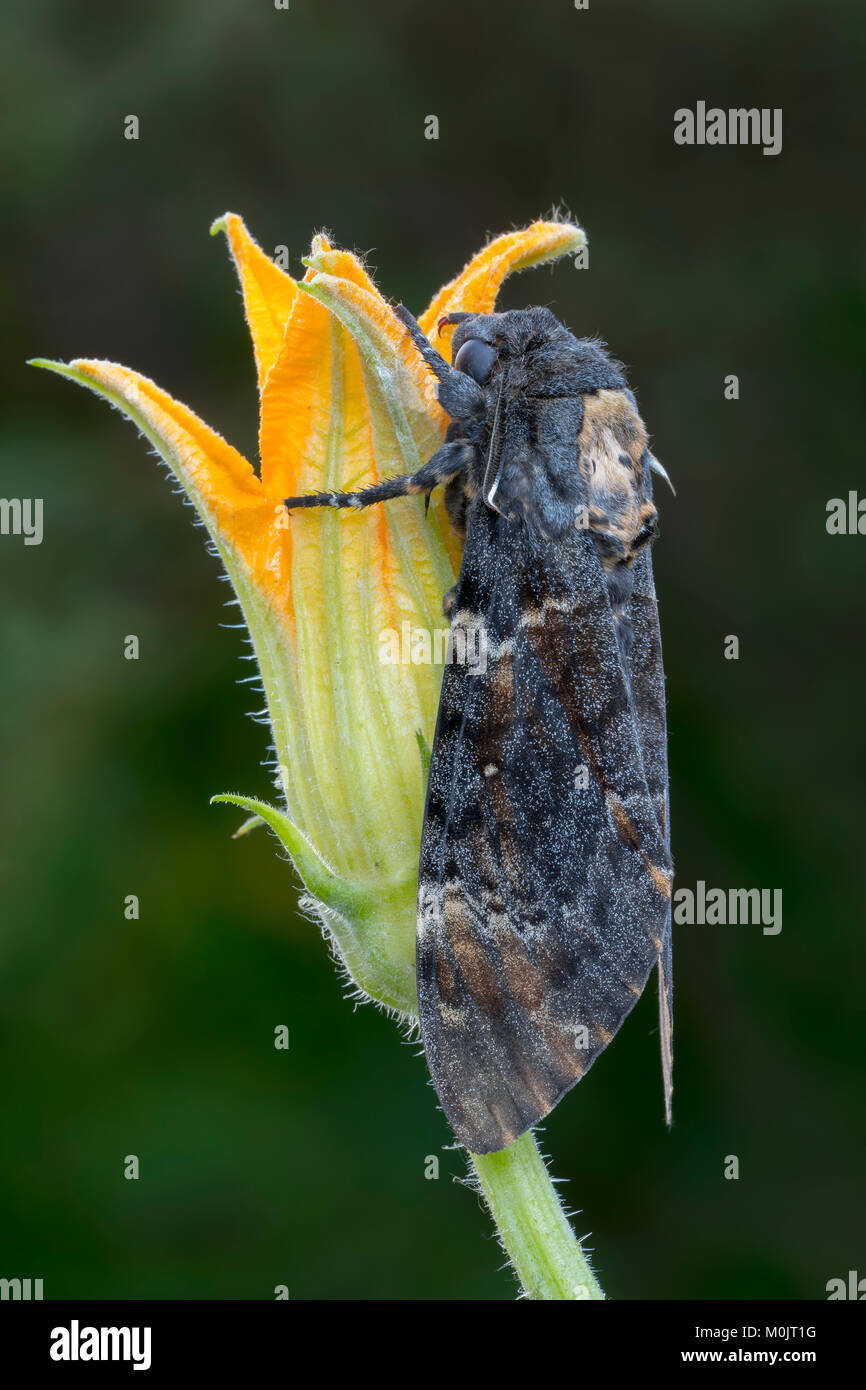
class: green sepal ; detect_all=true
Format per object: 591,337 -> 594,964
212,794 -> 418,1017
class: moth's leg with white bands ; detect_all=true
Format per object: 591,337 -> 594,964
283,439 -> 474,512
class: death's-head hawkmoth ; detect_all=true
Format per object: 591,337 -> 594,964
285,302 -> 674,1154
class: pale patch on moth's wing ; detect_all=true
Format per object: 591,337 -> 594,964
417,512 -> 672,1154
578,388 -> 658,569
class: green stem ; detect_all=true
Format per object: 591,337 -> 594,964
470,1131 -> 605,1300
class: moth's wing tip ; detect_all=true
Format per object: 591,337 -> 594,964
431,1046 -> 577,1156
442,1051 -> 590,1156
453,1107 -> 542,1156
426,941 -> 671,1153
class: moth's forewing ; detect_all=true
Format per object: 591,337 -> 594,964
417,508 -> 672,1154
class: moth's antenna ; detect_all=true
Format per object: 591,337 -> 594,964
482,373 -> 507,515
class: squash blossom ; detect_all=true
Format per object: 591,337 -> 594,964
33,214 -> 584,1019
33,216 -> 608,1302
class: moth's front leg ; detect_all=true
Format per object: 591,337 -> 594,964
283,438 -> 473,512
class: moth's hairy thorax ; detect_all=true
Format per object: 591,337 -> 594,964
447,308 -> 659,573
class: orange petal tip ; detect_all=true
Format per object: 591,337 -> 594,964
419,217 -> 587,336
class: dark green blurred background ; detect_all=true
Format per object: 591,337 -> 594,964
1,0 -> 864,1300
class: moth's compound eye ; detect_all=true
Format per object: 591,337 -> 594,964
453,338 -> 497,385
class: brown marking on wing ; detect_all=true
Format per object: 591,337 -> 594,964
522,606 -> 618,796
487,1104 -> 518,1150
491,927 -> 602,1099
445,892 -> 506,1017
644,858 -> 673,900
543,1029 -> 587,1080
436,950 -> 460,1006
606,790 -> 642,850
490,645 -> 514,705
506,1048 -> 565,1119
497,931 -> 549,1014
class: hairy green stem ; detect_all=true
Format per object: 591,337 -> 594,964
470,1131 -> 605,1300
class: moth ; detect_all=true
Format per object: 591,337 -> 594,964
285,303 -> 673,1154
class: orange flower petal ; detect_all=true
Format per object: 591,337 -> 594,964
418,218 -> 586,343
212,213 -> 298,388
70,358 -> 259,506
258,282 -> 335,500
57,359 -> 293,622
